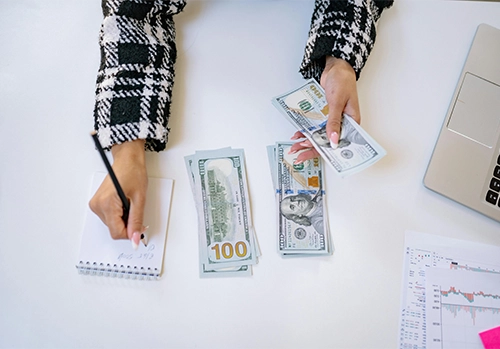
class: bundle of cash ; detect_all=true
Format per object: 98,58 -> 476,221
267,142 -> 332,256
185,148 -> 260,277
272,79 -> 386,177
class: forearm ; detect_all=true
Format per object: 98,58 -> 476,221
300,0 -> 394,81
93,0 -> 186,152
111,139 -> 146,167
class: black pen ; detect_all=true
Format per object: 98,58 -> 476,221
91,131 -> 147,248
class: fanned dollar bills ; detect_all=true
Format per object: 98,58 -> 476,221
267,142 -> 332,256
185,148 -> 259,277
272,79 -> 386,177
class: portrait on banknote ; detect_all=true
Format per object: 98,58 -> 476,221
279,192 -> 324,236
311,127 -> 331,148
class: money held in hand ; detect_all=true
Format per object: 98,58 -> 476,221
185,148 -> 259,277
272,79 -> 386,177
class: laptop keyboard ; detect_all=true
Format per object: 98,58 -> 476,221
485,155 -> 500,206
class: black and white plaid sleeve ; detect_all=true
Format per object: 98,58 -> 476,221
300,0 -> 394,81
94,0 -> 186,151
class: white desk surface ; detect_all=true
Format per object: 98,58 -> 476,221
1,1 -> 500,348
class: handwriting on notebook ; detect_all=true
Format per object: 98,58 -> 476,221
77,173 -> 173,280
117,244 -> 156,261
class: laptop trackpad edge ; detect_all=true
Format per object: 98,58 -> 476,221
447,73 -> 500,148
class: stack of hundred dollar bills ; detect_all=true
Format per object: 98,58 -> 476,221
272,79 -> 386,177
185,148 -> 260,277
267,143 -> 332,256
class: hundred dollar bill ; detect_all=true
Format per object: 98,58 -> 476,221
186,155 -> 251,277
185,148 -> 258,276
272,79 -> 386,177
268,142 -> 332,255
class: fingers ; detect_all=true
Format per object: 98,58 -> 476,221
126,193 -> 146,250
107,213 -> 128,240
290,131 -> 306,140
89,180 -> 147,247
288,139 -> 312,154
288,132 -> 310,156
294,148 -> 320,164
89,186 -> 128,240
288,140 -> 320,164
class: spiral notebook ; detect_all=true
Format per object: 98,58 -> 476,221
76,172 -> 173,280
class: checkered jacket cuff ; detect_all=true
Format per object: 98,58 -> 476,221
300,0 -> 393,82
93,0 -> 186,151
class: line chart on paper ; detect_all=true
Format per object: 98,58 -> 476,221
426,268 -> 500,349
398,231 -> 500,349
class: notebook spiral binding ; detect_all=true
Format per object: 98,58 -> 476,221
76,261 -> 160,280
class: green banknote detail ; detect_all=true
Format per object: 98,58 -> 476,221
198,155 -> 255,269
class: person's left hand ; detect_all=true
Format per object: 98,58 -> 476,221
289,56 -> 361,164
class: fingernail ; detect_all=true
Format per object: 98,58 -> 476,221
294,159 -> 303,165
288,148 -> 297,154
330,132 -> 339,149
299,142 -> 309,147
131,232 -> 141,250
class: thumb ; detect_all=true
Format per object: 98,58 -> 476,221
127,198 -> 146,250
325,102 -> 343,149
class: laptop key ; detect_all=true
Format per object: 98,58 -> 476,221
486,190 -> 499,205
490,178 -> 500,192
494,165 -> 500,179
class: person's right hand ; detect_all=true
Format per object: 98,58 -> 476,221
289,56 -> 361,164
89,139 -> 148,249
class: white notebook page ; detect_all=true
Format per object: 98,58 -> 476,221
76,172 -> 173,279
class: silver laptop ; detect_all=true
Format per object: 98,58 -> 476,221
424,23 -> 500,222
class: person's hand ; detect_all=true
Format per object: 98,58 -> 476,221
89,139 -> 148,249
289,56 -> 361,164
